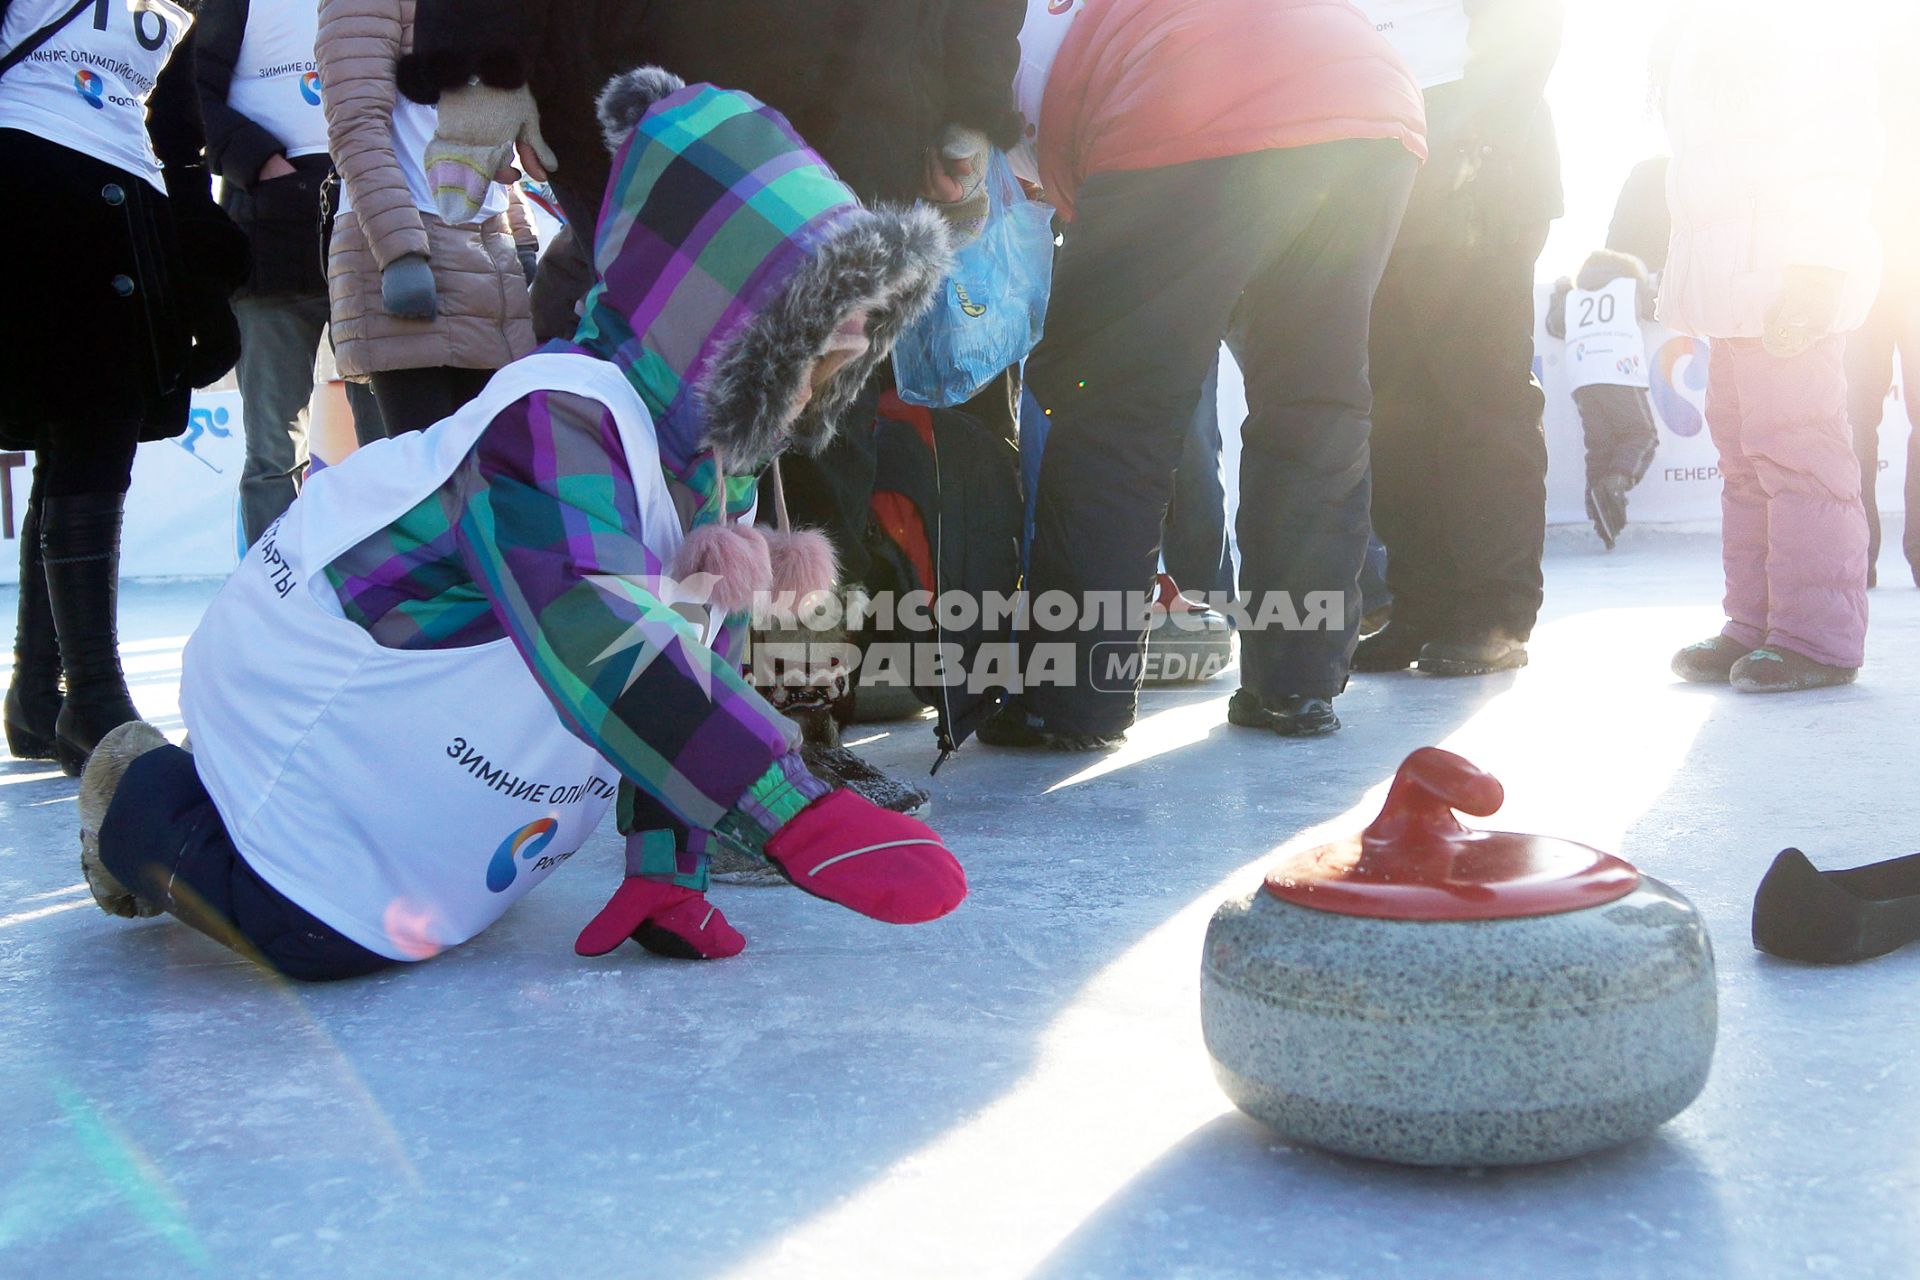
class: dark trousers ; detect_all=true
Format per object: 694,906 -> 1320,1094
1845,278 -> 1920,579
1163,358 -> 1235,598
1368,224 -> 1551,641
369,366 -> 495,437
98,745 -> 393,982
1576,384 -> 1660,487
1023,141 -> 1417,732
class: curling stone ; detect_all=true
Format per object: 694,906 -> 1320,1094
1201,747 -> 1717,1167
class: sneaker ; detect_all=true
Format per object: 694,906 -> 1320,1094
1416,633 -> 1529,677
1351,621 -> 1431,674
77,720 -> 168,918
1670,634 -> 1750,684
1586,476 -> 1629,551
1730,646 -> 1858,694
1227,689 -> 1340,737
976,701 -> 1125,752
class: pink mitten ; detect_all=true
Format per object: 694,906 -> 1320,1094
762,790 -> 967,924
576,878 -> 745,960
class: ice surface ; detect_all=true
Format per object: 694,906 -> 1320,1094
3,532 -> 1918,1279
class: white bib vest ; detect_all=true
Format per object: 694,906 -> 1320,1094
0,0 -> 192,189
1009,0 -> 1084,185
335,98 -> 509,226
182,354 -> 685,962
1351,0 -> 1470,91
226,0 -> 326,158
1565,278 -> 1650,391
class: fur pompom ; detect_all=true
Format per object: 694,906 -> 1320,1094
597,67 -> 689,155
670,524 -> 772,617
763,528 -> 840,604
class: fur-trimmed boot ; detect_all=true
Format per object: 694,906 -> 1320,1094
43,493 -> 142,776
746,585 -> 931,820
78,720 -> 168,917
4,478 -> 61,761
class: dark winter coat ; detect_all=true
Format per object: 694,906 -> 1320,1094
395,0 -> 1027,228
0,17 -> 248,449
194,0 -> 331,297
1395,0 -> 1566,252
1607,157 -> 1670,277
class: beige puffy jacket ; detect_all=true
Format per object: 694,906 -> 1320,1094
318,0 -> 536,378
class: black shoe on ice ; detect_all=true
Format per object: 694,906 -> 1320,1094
1227,689 -> 1341,738
1586,476 -> 1629,551
1416,634 -> 1529,677
1351,622 -> 1430,674
976,701 -> 1125,752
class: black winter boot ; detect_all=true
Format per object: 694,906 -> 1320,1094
1350,621 -> 1432,674
4,479 -> 62,761
42,493 -> 141,777
1227,689 -> 1341,737
1416,632 -> 1529,677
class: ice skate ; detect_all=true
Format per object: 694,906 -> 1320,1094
1226,689 -> 1341,737
1671,634 -> 1751,684
77,720 -> 169,918
576,879 -> 746,960
1729,647 -> 1858,694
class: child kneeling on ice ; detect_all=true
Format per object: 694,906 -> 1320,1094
74,69 -> 962,980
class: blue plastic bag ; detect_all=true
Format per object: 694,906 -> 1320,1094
893,151 -> 1056,409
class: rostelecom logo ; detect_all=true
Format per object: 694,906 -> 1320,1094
486,817 -> 560,893
74,70 -> 106,109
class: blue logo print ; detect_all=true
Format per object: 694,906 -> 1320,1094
300,71 -> 322,106
486,818 -> 560,893
74,70 -> 106,109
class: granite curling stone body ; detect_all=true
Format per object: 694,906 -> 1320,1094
1201,748 -> 1717,1166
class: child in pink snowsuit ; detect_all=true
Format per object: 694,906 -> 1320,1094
1661,2 -> 1884,692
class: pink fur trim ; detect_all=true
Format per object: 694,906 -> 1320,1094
671,525 -> 771,616
764,528 -> 840,604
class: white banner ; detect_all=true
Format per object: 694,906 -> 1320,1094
1,391 -> 246,585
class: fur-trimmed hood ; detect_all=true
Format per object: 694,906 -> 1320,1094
570,68 -> 952,476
